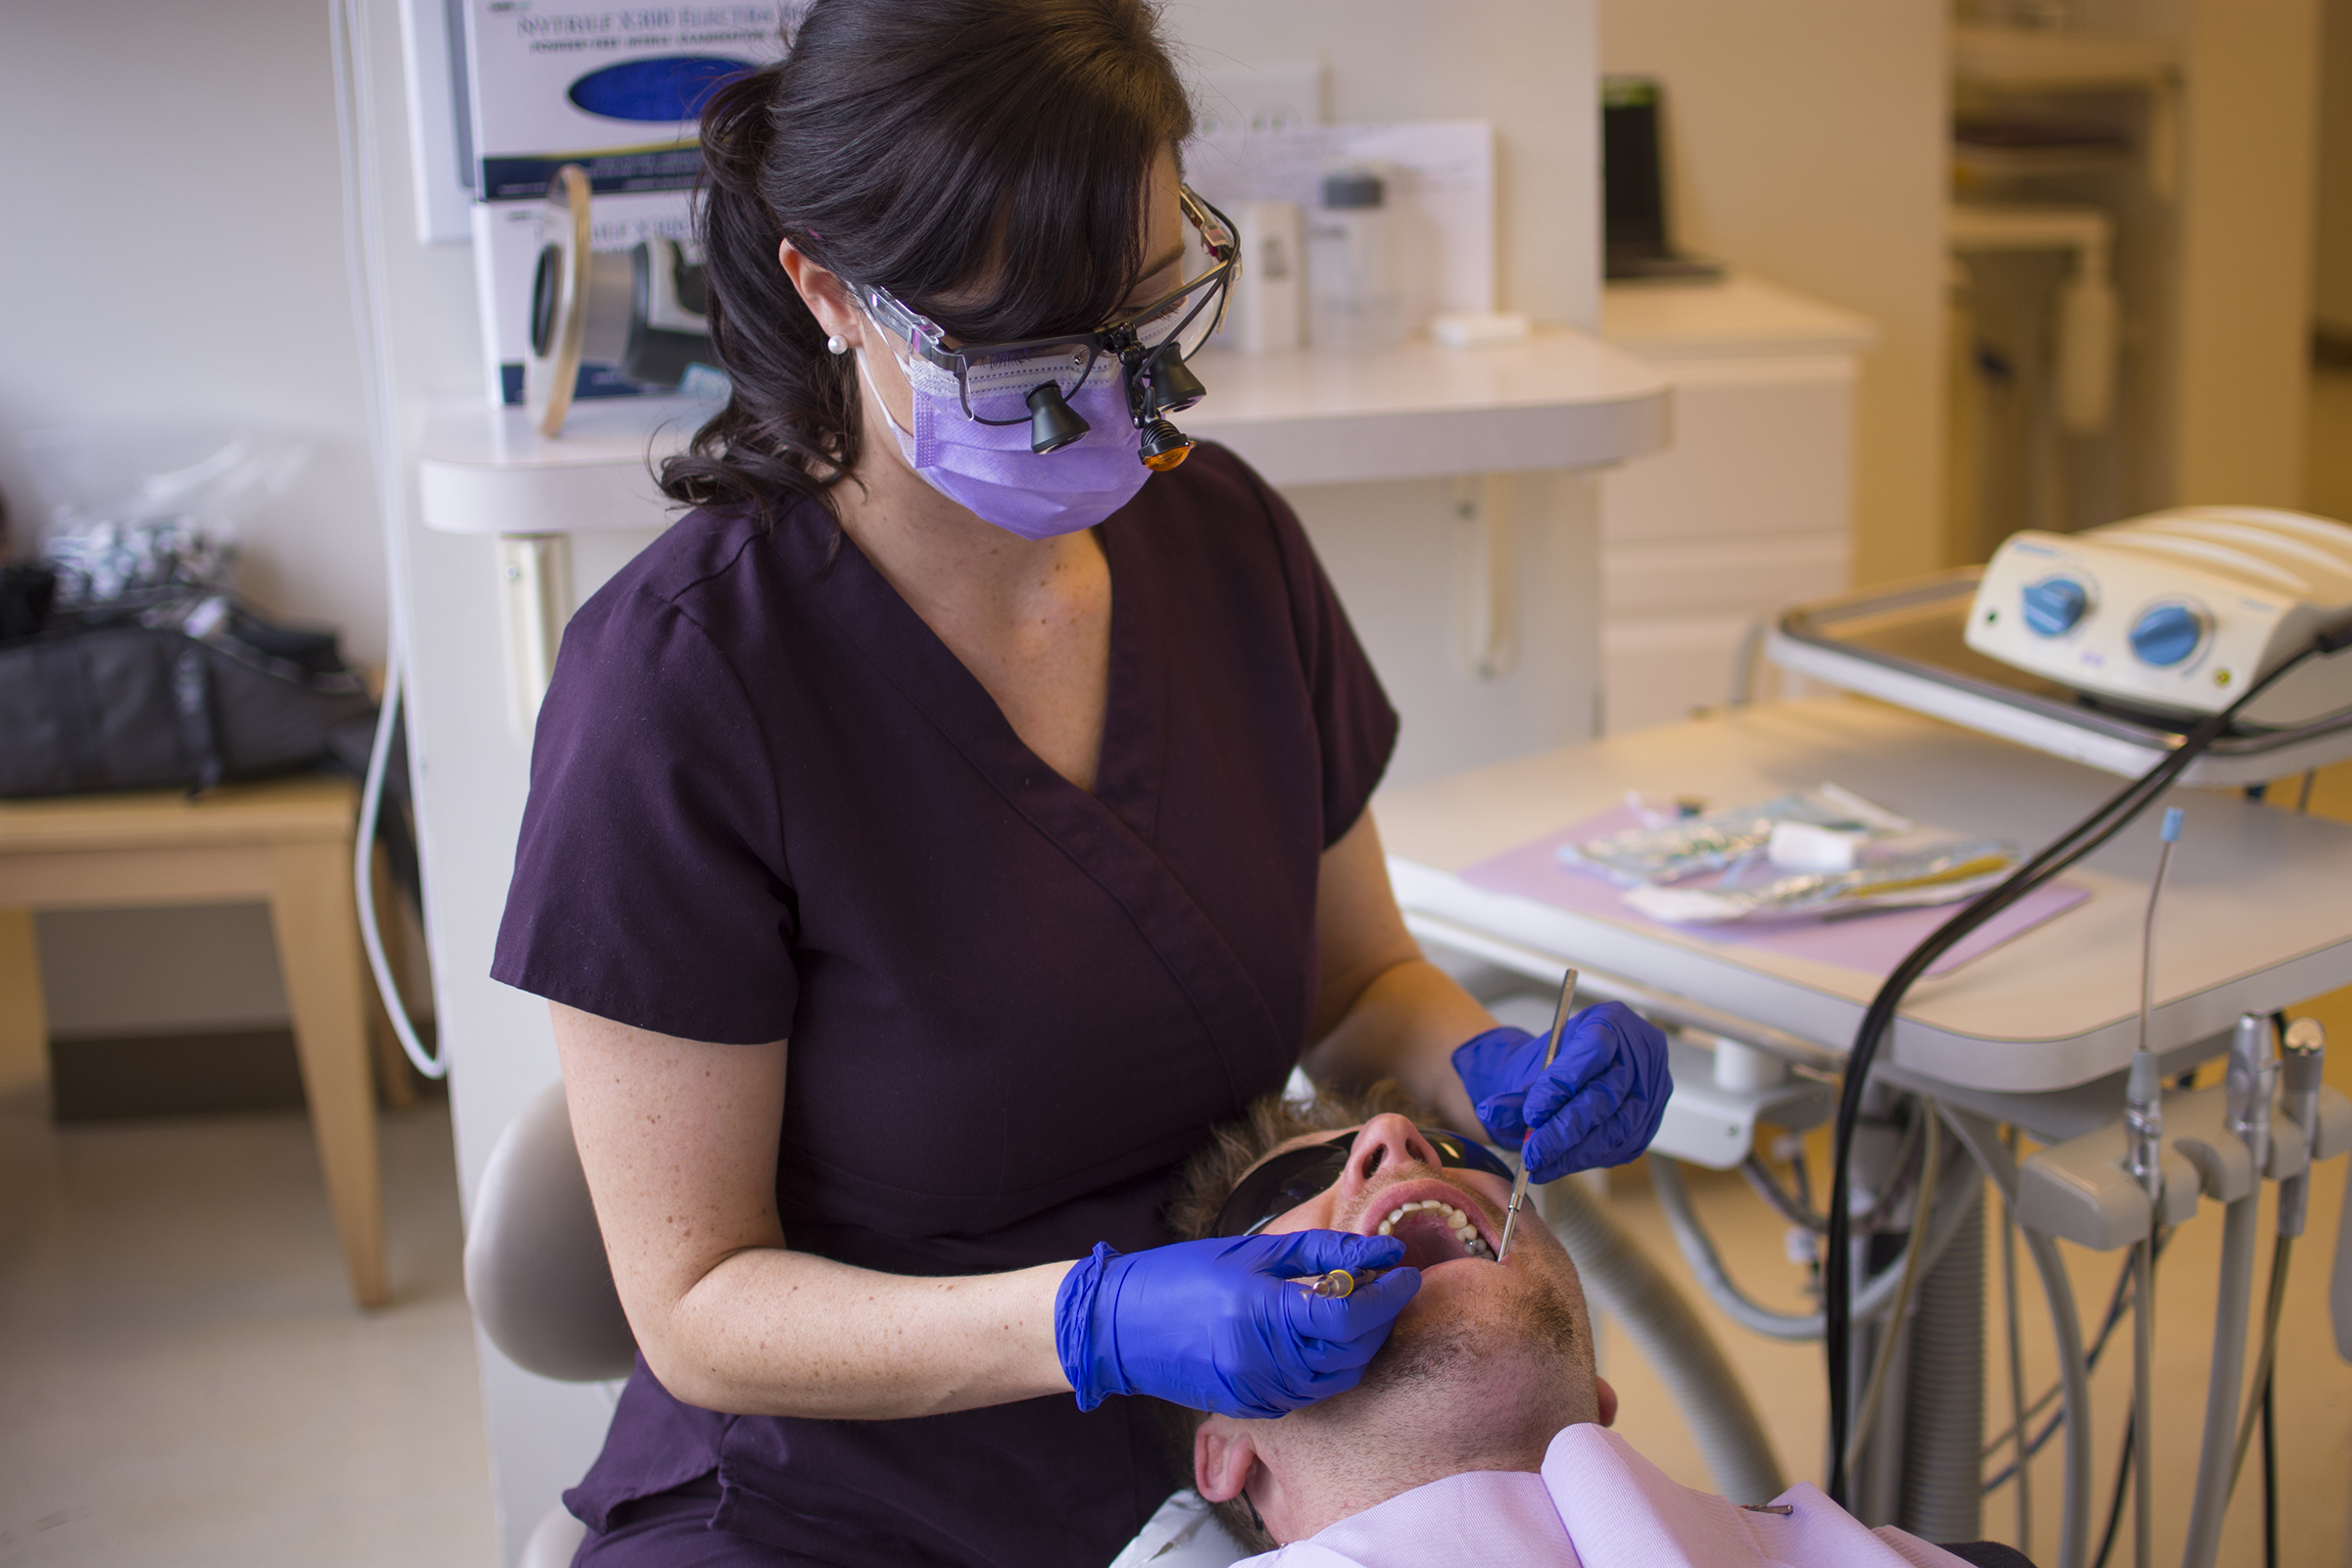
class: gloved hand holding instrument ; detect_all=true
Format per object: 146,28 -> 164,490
1055,989 -> 1669,1419
1451,998 -> 1672,1184
1055,1230 -> 1418,1418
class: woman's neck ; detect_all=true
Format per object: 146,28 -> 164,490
829,439 -> 1099,635
828,429 -> 1113,794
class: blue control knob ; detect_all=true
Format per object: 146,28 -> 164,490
2022,576 -> 2090,638
2130,603 -> 2205,667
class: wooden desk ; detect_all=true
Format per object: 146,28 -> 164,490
0,776 -> 388,1306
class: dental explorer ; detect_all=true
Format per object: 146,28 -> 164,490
1495,967 -> 1579,1264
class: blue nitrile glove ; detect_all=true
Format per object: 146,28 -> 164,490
1055,1231 -> 1418,1417
1451,1001 -> 1670,1180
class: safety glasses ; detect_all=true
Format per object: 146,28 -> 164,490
1210,1126 -> 1515,1240
847,185 -> 1238,433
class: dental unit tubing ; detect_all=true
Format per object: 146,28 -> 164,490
2127,1050 -> 2162,1568
1941,1107 -> 2094,1568
2227,1019 -> 2325,1495
1995,1015 -> 2350,1568
2132,815 -> 2174,1568
1649,1139 -> 1983,1343
2179,1013 -> 2273,1568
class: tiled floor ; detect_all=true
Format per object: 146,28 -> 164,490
3,374 -> 2350,1568
0,1090 -> 497,1567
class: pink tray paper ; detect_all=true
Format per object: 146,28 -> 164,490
1457,806 -> 2090,981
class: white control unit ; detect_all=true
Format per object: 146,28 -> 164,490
1964,507 -> 2352,727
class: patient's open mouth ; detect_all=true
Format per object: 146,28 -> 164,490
1371,1191 -> 1494,1267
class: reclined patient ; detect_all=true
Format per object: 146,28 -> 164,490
1146,1084 -> 2026,1568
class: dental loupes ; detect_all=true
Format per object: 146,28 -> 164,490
1495,966 -> 1578,1264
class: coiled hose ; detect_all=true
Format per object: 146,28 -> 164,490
1941,1107 -> 2093,1568
1538,1174 -> 1787,1505
1899,1185 -> 1985,1544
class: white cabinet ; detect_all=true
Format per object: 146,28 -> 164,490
1595,274 -> 1876,734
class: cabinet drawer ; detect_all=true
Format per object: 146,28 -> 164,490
1600,360 -> 1857,543
1602,533 -> 1848,618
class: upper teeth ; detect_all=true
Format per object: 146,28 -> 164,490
1376,1199 -> 1492,1257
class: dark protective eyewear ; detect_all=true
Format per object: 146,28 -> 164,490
846,186 -> 1240,469
1210,1126 -> 1516,1240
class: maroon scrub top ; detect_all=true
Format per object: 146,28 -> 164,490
492,443 -> 1397,1567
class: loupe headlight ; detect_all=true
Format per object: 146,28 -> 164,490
1116,337 -> 1205,471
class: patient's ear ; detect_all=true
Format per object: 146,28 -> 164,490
1195,1416 -> 1265,1503
1594,1376 -> 1619,1429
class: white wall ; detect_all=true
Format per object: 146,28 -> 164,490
1597,0 -> 1948,586
2172,0 -> 2322,506
1164,0 -> 1600,331
0,0 -> 392,658
1163,0 -> 1607,787
0,0 -> 435,1043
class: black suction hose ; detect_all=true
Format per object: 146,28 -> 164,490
1822,628 -> 2342,1504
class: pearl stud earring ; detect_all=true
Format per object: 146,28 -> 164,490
826,334 -> 850,356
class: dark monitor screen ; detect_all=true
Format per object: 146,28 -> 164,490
1602,76 -> 1668,255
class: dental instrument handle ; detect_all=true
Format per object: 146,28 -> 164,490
2278,1018 -> 2327,1240
2226,1011 -> 2277,1184
1496,966 -> 1579,1264
1295,1267 -> 1384,1298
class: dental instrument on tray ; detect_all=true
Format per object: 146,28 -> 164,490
1495,967 -> 1578,1264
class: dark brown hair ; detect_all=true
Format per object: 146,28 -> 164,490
662,0 -> 1196,523
1153,1079 -> 1437,1553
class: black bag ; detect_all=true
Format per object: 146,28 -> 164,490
0,595 -> 376,799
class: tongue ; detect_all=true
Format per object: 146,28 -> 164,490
1391,1210 -> 1471,1269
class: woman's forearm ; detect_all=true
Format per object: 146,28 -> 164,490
555,1002 -> 1077,1421
648,1248 -> 1075,1419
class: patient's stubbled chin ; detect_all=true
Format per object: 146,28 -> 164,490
1244,1240 -> 1595,1547
1293,1236 -> 1594,1454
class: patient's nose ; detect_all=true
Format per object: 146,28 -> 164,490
1335,1114 -> 1444,1199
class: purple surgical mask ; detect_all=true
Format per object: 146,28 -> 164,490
858,347 -> 1151,540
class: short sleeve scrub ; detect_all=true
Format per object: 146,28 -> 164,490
493,443 -> 1397,1568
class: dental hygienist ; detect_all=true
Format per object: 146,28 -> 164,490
491,3 -> 1669,1564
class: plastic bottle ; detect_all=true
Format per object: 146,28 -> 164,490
1306,166 -> 1404,353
